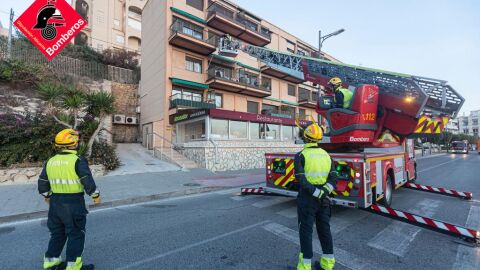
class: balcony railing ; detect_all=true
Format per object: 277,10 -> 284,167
207,69 -> 271,93
298,91 -> 319,103
169,94 -> 216,109
170,20 -> 218,46
207,2 -> 271,40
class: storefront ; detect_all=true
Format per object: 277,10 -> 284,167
170,109 -> 310,144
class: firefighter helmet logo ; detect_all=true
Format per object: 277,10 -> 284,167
14,0 -> 87,60
33,1 -> 66,40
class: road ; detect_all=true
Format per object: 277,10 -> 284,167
0,153 -> 479,269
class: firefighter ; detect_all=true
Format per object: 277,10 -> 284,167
329,77 -> 353,109
295,123 -> 337,270
39,129 -> 101,270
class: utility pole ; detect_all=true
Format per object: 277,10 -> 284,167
7,8 -> 14,59
318,28 -> 345,58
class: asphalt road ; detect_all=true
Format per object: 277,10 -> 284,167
0,153 -> 479,270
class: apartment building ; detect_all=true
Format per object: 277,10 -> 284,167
140,0 -> 337,170
73,0 -> 145,52
458,110 -> 480,136
0,20 -> 8,37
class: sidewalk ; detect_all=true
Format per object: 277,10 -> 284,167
0,168 -> 264,223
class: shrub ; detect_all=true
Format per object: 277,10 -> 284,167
0,60 -> 51,85
102,48 -> 139,70
90,141 -> 120,171
60,44 -> 104,63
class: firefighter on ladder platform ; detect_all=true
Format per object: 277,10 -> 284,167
295,123 -> 337,270
38,129 -> 101,270
329,77 -> 353,109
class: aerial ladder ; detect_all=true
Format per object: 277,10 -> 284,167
217,37 -> 478,246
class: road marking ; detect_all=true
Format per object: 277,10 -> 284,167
263,222 -> 391,270
416,153 -> 446,160
330,210 -> 369,235
277,206 -> 298,218
117,220 -> 270,270
452,206 -> 480,270
367,198 -> 441,257
252,196 -> 293,208
418,156 -> 466,174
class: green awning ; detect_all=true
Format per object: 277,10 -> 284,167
170,7 -> 207,25
170,77 -> 209,89
264,97 -> 299,106
212,54 -> 261,72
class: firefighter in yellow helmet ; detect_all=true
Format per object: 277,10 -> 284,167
295,123 -> 337,270
38,129 -> 101,270
329,77 -> 353,109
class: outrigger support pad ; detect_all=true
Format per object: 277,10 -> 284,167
367,204 -> 480,246
404,183 -> 473,200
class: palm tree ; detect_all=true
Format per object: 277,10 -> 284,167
85,90 -> 114,156
61,86 -> 85,129
36,82 -> 71,128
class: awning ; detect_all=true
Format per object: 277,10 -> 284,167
170,77 -> 209,90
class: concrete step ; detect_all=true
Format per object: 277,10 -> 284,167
153,147 -> 199,169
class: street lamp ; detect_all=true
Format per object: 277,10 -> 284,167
318,28 -> 345,57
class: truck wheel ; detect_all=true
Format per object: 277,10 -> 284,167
381,174 -> 393,207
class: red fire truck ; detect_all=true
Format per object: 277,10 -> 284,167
218,37 -> 479,244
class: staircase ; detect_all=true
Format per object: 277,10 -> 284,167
145,133 -> 198,169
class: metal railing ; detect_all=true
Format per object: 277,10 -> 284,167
207,2 -> 271,40
207,69 -> 271,92
298,91 -> 319,103
169,93 -> 216,109
170,20 -> 218,46
145,132 -> 193,169
0,44 -> 140,84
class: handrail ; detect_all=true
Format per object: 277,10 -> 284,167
209,138 -> 219,164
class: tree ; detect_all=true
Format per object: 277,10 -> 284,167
61,86 -> 85,129
84,91 -> 114,156
36,82 -> 71,128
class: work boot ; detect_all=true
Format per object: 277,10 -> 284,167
319,255 -> 335,270
44,257 -> 65,270
66,257 -> 95,270
297,253 -> 312,270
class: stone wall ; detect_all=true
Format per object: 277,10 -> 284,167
0,165 -> 105,185
179,141 -> 303,171
111,82 -> 139,143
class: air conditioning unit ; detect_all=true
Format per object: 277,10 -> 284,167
125,116 -> 138,125
113,114 -> 125,124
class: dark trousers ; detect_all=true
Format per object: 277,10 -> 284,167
45,194 -> 88,262
297,192 -> 333,259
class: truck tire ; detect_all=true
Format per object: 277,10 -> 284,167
381,174 -> 393,207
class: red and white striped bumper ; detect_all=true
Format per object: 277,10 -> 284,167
241,187 -> 267,195
405,183 -> 473,200
370,204 -> 480,244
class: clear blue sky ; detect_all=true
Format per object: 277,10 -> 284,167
1,0 -> 479,114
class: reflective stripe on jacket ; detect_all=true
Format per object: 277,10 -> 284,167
301,143 -> 332,185
46,150 -> 84,194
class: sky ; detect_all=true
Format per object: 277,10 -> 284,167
1,0 -> 479,115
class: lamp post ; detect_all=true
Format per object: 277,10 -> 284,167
318,28 -> 345,58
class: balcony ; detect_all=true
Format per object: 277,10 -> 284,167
261,63 -> 305,84
206,69 -> 271,98
168,21 -> 217,56
298,91 -> 318,109
169,94 -> 216,110
207,2 -> 271,46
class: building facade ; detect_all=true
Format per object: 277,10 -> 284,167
445,118 -> 459,134
457,110 -> 480,136
0,20 -> 8,37
140,0 -> 336,170
73,0 -> 145,52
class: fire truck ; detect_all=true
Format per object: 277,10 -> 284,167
217,37 -> 479,245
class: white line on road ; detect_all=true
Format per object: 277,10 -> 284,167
367,198 -> 441,257
330,210 -> 369,235
263,222 -> 391,270
452,206 -> 480,270
117,220 -> 271,270
417,155 -> 467,174
252,196 -> 293,208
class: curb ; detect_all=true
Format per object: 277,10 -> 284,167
0,186 -> 226,224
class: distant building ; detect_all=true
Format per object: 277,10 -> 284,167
457,110 -> 480,136
72,0 -> 145,52
445,118 -> 459,134
0,20 -> 9,37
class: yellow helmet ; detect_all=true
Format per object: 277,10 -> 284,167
303,123 -> 323,142
55,129 -> 79,147
328,77 -> 342,88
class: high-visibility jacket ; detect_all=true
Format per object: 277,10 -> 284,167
335,88 -> 354,109
46,150 -> 84,194
301,143 -> 332,185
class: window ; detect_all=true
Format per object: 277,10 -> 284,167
473,119 -> 478,125
239,70 -> 259,87
247,101 -> 259,114
262,104 -> 279,114
183,120 -> 205,142
250,122 -> 261,140
281,106 -> 296,118
210,119 -> 229,139
208,93 -> 223,108
187,0 -> 204,11
282,126 -> 294,141
287,48 -> 295,53
264,124 -> 279,140
97,10 -> 104,24
113,19 -> 120,26
230,121 -> 248,139
97,43 -> 103,51
299,108 -> 306,120
474,128 -> 479,136
128,18 -> 141,31
186,57 -> 202,73
261,77 -> 271,90
210,65 -> 232,80
116,35 -> 125,44
172,88 -> 202,102
288,84 -> 296,96
174,18 -> 203,40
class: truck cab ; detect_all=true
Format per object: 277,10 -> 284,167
450,140 -> 469,154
